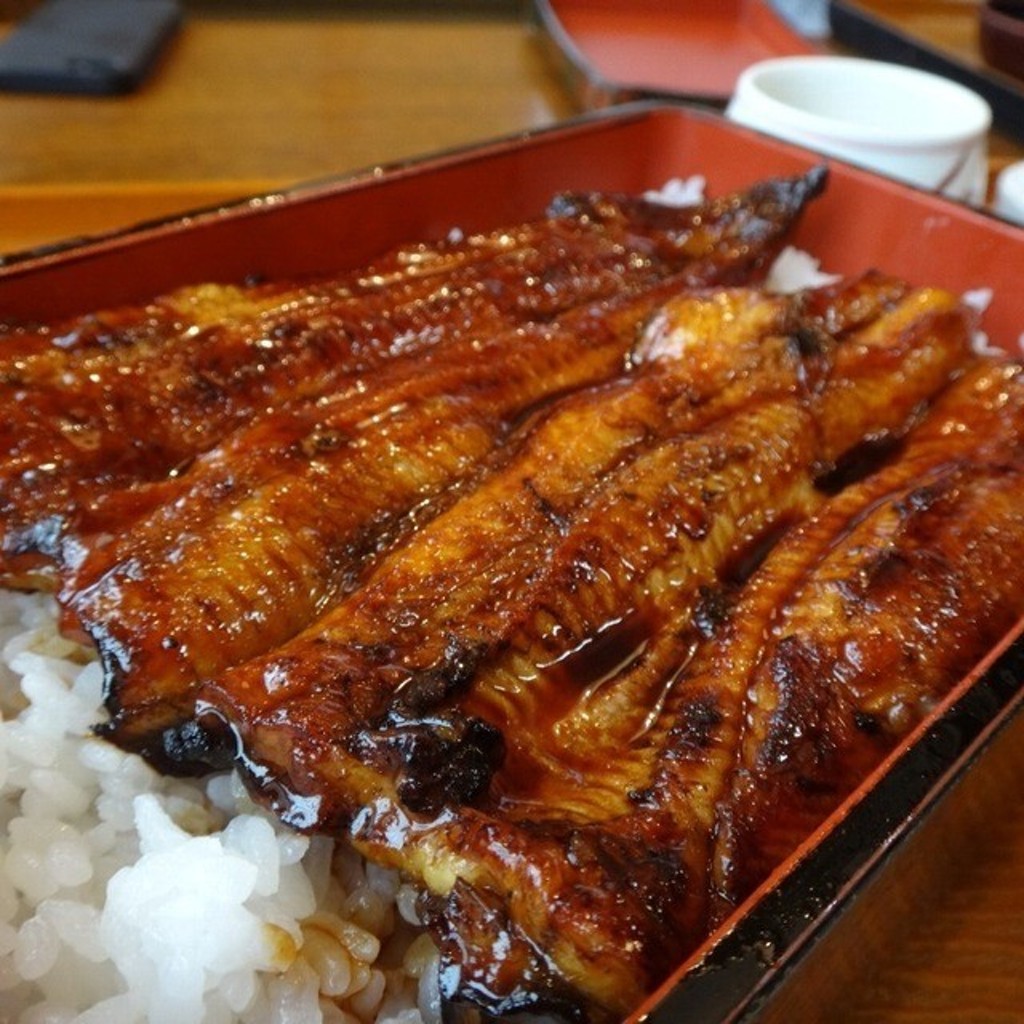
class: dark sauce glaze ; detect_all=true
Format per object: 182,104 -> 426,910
815,431 -> 906,495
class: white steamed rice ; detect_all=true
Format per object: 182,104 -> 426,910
0,592 -> 440,1024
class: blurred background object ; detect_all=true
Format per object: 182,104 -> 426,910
980,0 -> 1024,81
0,0 -> 182,96
995,157 -> 1024,222
770,0 -> 831,38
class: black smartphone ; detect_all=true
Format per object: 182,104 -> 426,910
0,0 -> 182,96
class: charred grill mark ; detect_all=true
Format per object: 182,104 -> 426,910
853,708 -> 882,734
790,323 -> 829,359
666,691 -> 724,753
719,516 -> 801,586
297,426 -> 351,457
692,584 -> 733,639
757,633 -> 833,776
389,636 -> 487,715
522,477 -> 571,535
351,711 -> 505,815
426,880 -> 594,1024
154,717 -> 237,776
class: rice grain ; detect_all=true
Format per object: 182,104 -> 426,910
0,593 -> 436,1023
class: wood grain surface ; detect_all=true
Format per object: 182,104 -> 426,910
0,5 -> 574,252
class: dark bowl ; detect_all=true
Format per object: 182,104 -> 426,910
980,1 -> 1024,81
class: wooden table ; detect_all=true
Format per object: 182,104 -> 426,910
0,3 -> 575,253
1,4 -> 1023,1021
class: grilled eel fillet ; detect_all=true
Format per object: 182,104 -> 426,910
707,359 -> 1024,915
185,277 -> 987,1019
72,278 -> 692,758
62,171 -> 827,761
0,168 -> 825,589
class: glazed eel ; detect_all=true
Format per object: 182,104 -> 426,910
58,171 -> 826,760
0,169 -> 824,590
183,274 -> 1005,1020
16,171 -> 1021,1021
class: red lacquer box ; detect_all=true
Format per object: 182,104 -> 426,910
2,103 -> 1023,1022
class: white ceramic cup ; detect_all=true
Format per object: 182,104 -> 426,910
726,56 -> 992,204
994,160 -> 1024,226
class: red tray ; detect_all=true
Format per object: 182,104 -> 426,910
2,103 -> 1023,1021
532,0 -> 820,109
